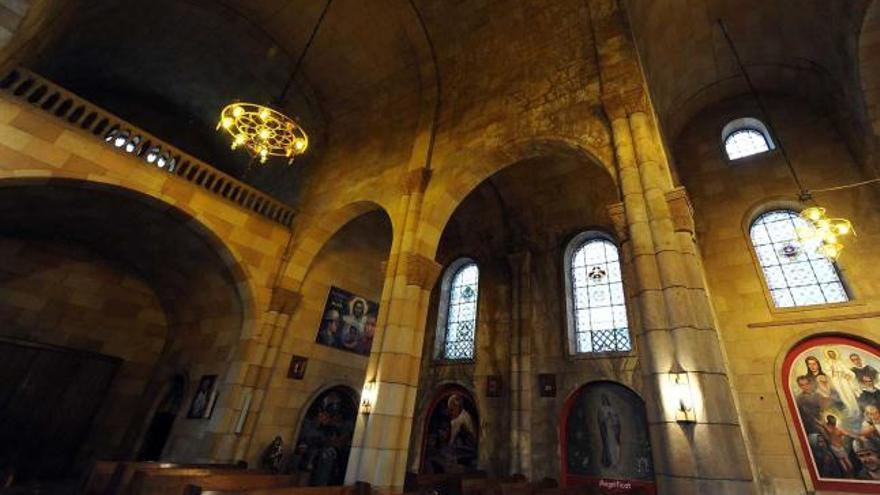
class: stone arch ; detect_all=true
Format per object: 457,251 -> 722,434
0,176 -> 256,327
285,200 -> 396,290
420,137 -> 616,258
0,176 -> 256,463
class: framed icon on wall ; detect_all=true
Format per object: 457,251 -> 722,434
187,374 -> 218,419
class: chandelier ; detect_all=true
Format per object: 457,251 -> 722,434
796,207 -> 854,261
217,0 -> 333,167
217,104 -> 308,164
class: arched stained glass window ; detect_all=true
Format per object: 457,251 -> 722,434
750,209 -> 849,308
436,259 -> 479,360
565,233 -> 631,354
722,117 -> 775,160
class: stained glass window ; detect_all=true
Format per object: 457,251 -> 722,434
569,237 -> 631,353
724,129 -> 770,159
442,262 -> 479,360
750,209 -> 848,308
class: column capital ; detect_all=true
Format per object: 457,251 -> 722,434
606,201 -> 629,242
401,252 -> 442,290
601,87 -> 649,121
666,187 -> 695,234
403,167 -> 432,195
268,288 -> 302,315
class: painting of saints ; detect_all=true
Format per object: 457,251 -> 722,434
314,287 -> 379,356
783,336 -> 880,491
597,394 -> 621,468
421,388 -> 479,474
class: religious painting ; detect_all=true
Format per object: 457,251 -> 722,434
782,335 -> 880,491
187,375 -> 218,419
420,386 -> 480,474
539,373 -> 557,397
562,381 -> 655,494
288,386 -> 358,486
288,355 -> 308,380
315,286 -> 379,356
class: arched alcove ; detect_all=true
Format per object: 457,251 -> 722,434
419,385 -> 480,474
560,381 -> 655,491
0,179 -> 248,476
290,385 -> 359,486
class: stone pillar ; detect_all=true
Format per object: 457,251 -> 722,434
603,93 -> 754,494
507,250 -> 532,477
345,168 -> 442,490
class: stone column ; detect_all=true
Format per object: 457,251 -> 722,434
603,93 -> 754,494
507,250 -> 532,477
345,168 -> 442,491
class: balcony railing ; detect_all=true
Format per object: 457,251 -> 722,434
0,67 -> 295,228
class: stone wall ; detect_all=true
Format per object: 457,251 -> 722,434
0,237 -> 167,459
674,94 -> 880,494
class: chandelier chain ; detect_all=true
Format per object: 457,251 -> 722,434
277,0 -> 334,105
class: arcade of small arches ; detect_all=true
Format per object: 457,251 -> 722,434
2,1 -> 880,495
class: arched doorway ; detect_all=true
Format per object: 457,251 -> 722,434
137,374 -> 186,461
781,335 -> 880,492
290,386 -> 358,486
420,385 -> 479,474
561,382 -> 655,493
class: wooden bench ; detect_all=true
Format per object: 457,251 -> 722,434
102,462 -> 243,495
127,469 -> 295,495
189,481 -> 372,495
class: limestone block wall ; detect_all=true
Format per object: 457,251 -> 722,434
674,94 -> 880,494
0,237 -> 168,459
248,209 -> 393,462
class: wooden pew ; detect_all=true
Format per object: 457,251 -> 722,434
128,469 -> 295,495
188,481 -> 371,495
102,461 -> 243,495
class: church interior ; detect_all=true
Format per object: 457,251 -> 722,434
2,1 -> 880,494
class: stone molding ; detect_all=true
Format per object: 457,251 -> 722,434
606,201 -> 628,242
268,287 -> 302,315
600,87 -> 649,120
665,187 -> 695,234
401,252 -> 442,290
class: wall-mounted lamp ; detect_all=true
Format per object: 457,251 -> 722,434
361,381 -> 377,415
670,372 -> 696,423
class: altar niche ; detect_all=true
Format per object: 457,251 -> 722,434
420,386 -> 480,474
561,381 -> 655,494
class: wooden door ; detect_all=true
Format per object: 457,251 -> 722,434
0,338 -> 120,481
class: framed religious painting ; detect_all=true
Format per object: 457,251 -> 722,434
287,355 -> 308,380
420,386 -> 480,474
314,286 -> 379,356
782,335 -> 880,491
561,381 -> 655,493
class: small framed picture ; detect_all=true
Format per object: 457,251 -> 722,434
287,355 -> 308,380
486,375 -> 502,398
538,373 -> 556,398
187,375 -> 218,419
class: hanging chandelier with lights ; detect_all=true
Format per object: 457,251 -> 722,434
719,20 -> 856,261
217,0 -> 333,167
217,103 -> 308,164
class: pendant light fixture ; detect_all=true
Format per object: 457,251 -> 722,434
218,0 -> 334,165
718,19 -> 855,261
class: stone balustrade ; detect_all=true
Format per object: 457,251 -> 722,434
0,67 -> 296,227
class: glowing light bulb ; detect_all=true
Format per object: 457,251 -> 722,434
232,106 -> 244,117
258,128 -> 271,140
259,109 -> 270,121
221,117 -> 234,128
802,207 -> 826,222
293,139 -> 306,152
